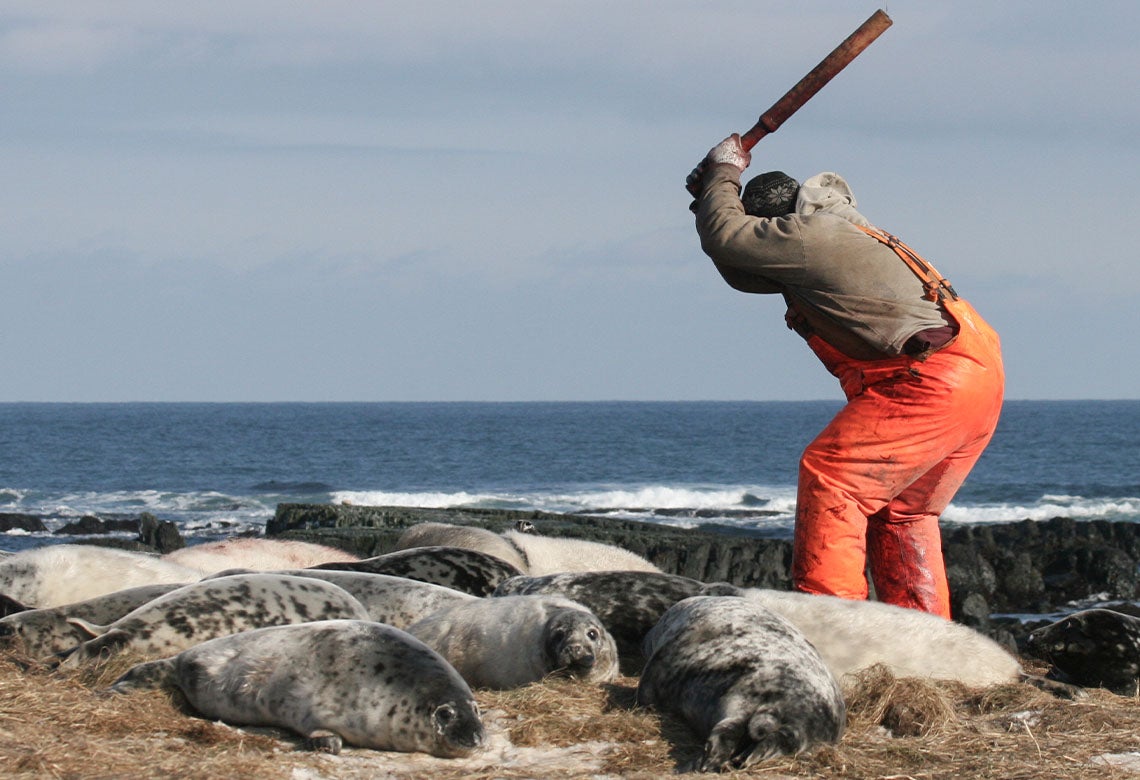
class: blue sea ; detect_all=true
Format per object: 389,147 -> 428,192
1,401 -> 1137,554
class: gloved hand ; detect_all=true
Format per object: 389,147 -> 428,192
685,134 -> 751,198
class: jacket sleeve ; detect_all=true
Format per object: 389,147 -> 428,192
694,164 -> 807,294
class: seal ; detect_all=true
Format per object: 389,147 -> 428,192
494,570 -> 741,667
407,594 -> 619,690
1026,608 -> 1140,695
228,568 -> 478,629
0,582 -> 186,659
394,522 -> 529,573
108,619 -> 486,757
161,538 -> 359,572
499,529 -> 660,575
56,573 -> 370,668
741,588 -> 1023,686
1,594 -> 27,618
310,546 -> 524,596
0,544 -> 205,609
638,595 -> 845,773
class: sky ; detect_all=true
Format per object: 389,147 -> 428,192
1,1 -> 1137,402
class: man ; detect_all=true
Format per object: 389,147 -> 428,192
686,133 -> 1004,619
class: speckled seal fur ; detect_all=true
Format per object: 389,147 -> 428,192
638,596 -> 845,773
238,569 -> 478,628
56,573 -> 370,668
494,571 -> 741,666
0,582 -> 186,659
407,594 -> 619,690
109,619 -> 485,757
310,545 -> 524,596
1026,608 -> 1140,695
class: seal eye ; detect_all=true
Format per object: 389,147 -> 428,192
587,629 -> 599,642
434,703 -> 456,726
550,628 -> 565,642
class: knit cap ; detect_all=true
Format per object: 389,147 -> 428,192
742,171 -> 800,218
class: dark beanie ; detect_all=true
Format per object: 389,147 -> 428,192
742,171 -> 800,218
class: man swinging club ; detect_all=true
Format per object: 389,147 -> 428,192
685,136 -> 1004,619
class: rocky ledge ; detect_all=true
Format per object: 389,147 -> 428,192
268,504 -> 1140,648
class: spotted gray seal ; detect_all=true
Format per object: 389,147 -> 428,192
407,594 -> 619,690
310,545 -> 523,596
394,523 -> 529,573
638,596 -> 845,772
1026,608 -> 1140,695
494,570 -> 741,667
223,568 -> 478,628
56,573 -> 369,668
108,619 -> 485,757
0,581 -> 186,659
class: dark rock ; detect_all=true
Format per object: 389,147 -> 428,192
137,512 -> 185,554
54,515 -> 139,535
0,513 -> 46,533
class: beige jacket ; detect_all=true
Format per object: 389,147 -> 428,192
695,164 -> 951,359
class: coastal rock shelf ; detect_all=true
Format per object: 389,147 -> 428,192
268,504 -> 1140,639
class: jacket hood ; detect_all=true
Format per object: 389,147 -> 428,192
795,172 -> 870,227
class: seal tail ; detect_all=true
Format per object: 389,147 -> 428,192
107,657 -> 178,694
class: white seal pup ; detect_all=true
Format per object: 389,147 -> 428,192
407,595 -> 619,690
109,619 -> 485,757
1026,608 -> 1140,695
56,573 -> 369,668
394,523 -> 529,573
162,538 -> 359,572
638,596 -> 845,772
741,588 -> 1023,686
494,570 -> 741,663
499,529 -> 660,575
0,544 -> 205,608
310,545 -> 524,596
0,582 -> 186,659
210,568 -> 478,629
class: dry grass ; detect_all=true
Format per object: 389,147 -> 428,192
3,651 -> 1140,779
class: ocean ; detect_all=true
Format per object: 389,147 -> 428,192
1,400 -> 1137,553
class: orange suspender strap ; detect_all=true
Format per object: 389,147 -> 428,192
856,225 -> 959,303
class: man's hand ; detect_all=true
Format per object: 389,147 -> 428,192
685,134 -> 751,198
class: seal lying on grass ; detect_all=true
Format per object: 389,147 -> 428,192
638,596 -> 845,773
1026,608 -> 1140,695
56,573 -> 369,668
310,545 -> 523,596
407,595 -> 619,690
109,619 -> 486,757
0,582 -> 186,659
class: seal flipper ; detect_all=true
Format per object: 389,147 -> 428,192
301,729 -> 343,754
1,594 -> 28,617
108,657 -> 179,694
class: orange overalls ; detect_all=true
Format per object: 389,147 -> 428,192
792,227 -> 1004,619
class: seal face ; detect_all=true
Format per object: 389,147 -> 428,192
637,596 -> 845,772
494,571 -> 741,665
407,595 -> 619,690
57,573 -> 370,668
310,546 -> 524,597
109,619 -> 486,757
1026,608 -> 1140,695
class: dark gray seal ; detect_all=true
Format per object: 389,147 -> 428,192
1026,608 -> 1140,695
310,545 -> 523,596
494,571 -> 741,667
407,595 -> 619,690
109,619 -> 485,757
638,596 -> 845,773
56,573 -> 369,668
0,581 -> 186,659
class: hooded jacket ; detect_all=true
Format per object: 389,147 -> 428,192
695,164 -> 952,360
